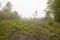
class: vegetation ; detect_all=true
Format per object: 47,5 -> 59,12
0,2 -> 20,20
47,0 -> 60,22
0,1 -> 60,40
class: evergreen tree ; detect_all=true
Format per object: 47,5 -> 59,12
47,0 -> 60,22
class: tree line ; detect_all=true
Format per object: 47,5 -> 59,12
0,2 -> 20,20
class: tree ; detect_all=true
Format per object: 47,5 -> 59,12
1,2 -> 12,19
12,11 -> 20,20
5,2 -> 12,10
47,0 -> 60,22
33,10 -> 38,18
0,2 -> 20,20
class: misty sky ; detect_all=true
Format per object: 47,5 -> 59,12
0,0 -> 48,18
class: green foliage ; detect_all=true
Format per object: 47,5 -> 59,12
47,0 -> 60,22
0,20 -> 20,40
0,20 -> 60,40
